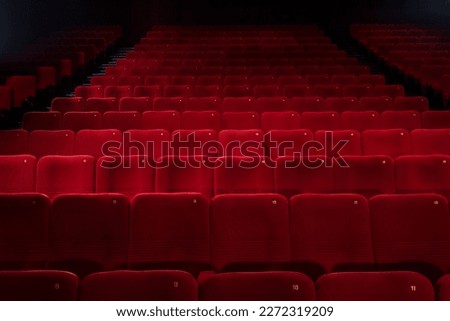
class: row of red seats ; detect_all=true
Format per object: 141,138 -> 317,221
1,154 -> 449,199
0,26 -> 122,111
54,95 -> 417,115
0,192 -> 449,282
5,127 -> 450,158
71,84 -> 405,100
90,73 -> 380,87
22,109 -> 449,133
0,270 -> 446,301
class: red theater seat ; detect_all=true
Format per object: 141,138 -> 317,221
181,111 -> 221,130
28,130 -> 75,158
36,155 -> 95,198
199,272 -> 315,301
341,111 -> 381,131
141,111 -> 180,131
48,194 -> 129,278
437,275 -> 450,300
51,97 -> 84,113
102,111 -> 140,130
266,129 -> 313,159
129,193 -> 210,275
380,111 -> 421,130
283,85 -> 313,98
210,194 -> 290,272
290,194 -> 374,279
85,97 -> 118,113
253,85 -> 282,98
104,86 -> 133,99
185,97 -> 221,111
119,97 -> 152,113
394,96 -> 429,111
342,84 -> 374,98
374,85 -> 405,98
74,85 -> 103,99
91,76 -> 117,86
260,111 -> 301,131
396,155 -> 450,198
0,155 -> 36,193
163,85 -> 193,98
22,112 -> 62,131
362,129 -> 411,157
0,130 -> 28,155
96,156 -> 155,198
369,194 -> 450,282
62,112 -> 102,131
153,97 -> 186,112
0,193 -> 48,269
255,97 -> 289,112
155,155 -> 214,197
75,129 -> 121,158
7,75 -> 36,108
79,270 -> 197,301
223,85 -> 252,97
316,272 -> 434,301
0,271 -> 79,301
315,130 -> 361,156
334,155 -> 395,197
218,129 -> 264,156
222,97 -> 256,112
125,129 -> 170,160
359,97 -> 394,113
300,112 -> 341,131
411,129 -> 450,155
324,97 -> 360,112
133,85 -> 161,99
221,112 -> 260,129
214,156 -> 273,194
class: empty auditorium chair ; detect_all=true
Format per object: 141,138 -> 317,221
181,111 -> 220,130
102,111 -> 140,131
85,97 -> 118,113
0,130 -> 28,155
255,97 -> 289,112
62,111 -> 102,131
155,155 -> 214,197
250,76 -> 277,87
396,155 -> 450,198
369,194 -> 450,282
300,112 -> 341,131
362,129 -> 411,157
374,85 -> 405,98
341,111 -> 381,131
141,111 -> 180,131
289,97 -> 326,112
0,155 -> 36,193
315,130 -> 362,156
91,75 -> 117,86
421,111 -> 450,129
411,129 -> 450,155
194,85 -> 223,97
223,75 -> 249,86
283,85 -> 313,98
133,85 -> 162,99
79,270 -> 197,301
342,84 -> 374,98
48,194 -> 129,278
96,155 -> 154,198
218,129 -> 264,157
28,130 -> 75,158
437,275 -> 450,300
153,97 -> 186,112
119,97 -> 152,113
0,193 -> 49,269
199,272 -> 315,301
104,85 -> 133,99
359,97 -> 394,113
331,74 -> 359,86
117,75 -> 143,86
210,194 -> 290,272
306,75 -> 331,86
381,111 -> 421,130
316,272 -> 434,301
163,85 -> 193,98
186,97 -> 221,111
125,129 -> 170,160
75,129 -> 121,158
260,111 -> 301,131
313,84 -> 342,98
334,155 -> 395,197
223,85 -> 252,97
22,111 -> 62,131
171,75 -> 196,86
214,156 -> 273,194
394,96 -> 429,112
290,194 -> 374,279
145,75 -> 171,87
129,193 -> 210,275
36,155 -> 95,198
7,75 -> 36,108
253,85 -> 282,98
222,97 -> 256,112
74,85 -> 103,99
51,97 -> 84,113
277,75 -> 307,86
0,271 -> 79,300
196,75 -> 223,86
0,85 -> 12,110
266,129 -> 314,159
221,112 -> 260,130
275,156 -> 334,197
358,74 -> 385,86
324,97 -> 360,112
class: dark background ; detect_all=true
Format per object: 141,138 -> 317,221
0,0 -> 449,56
